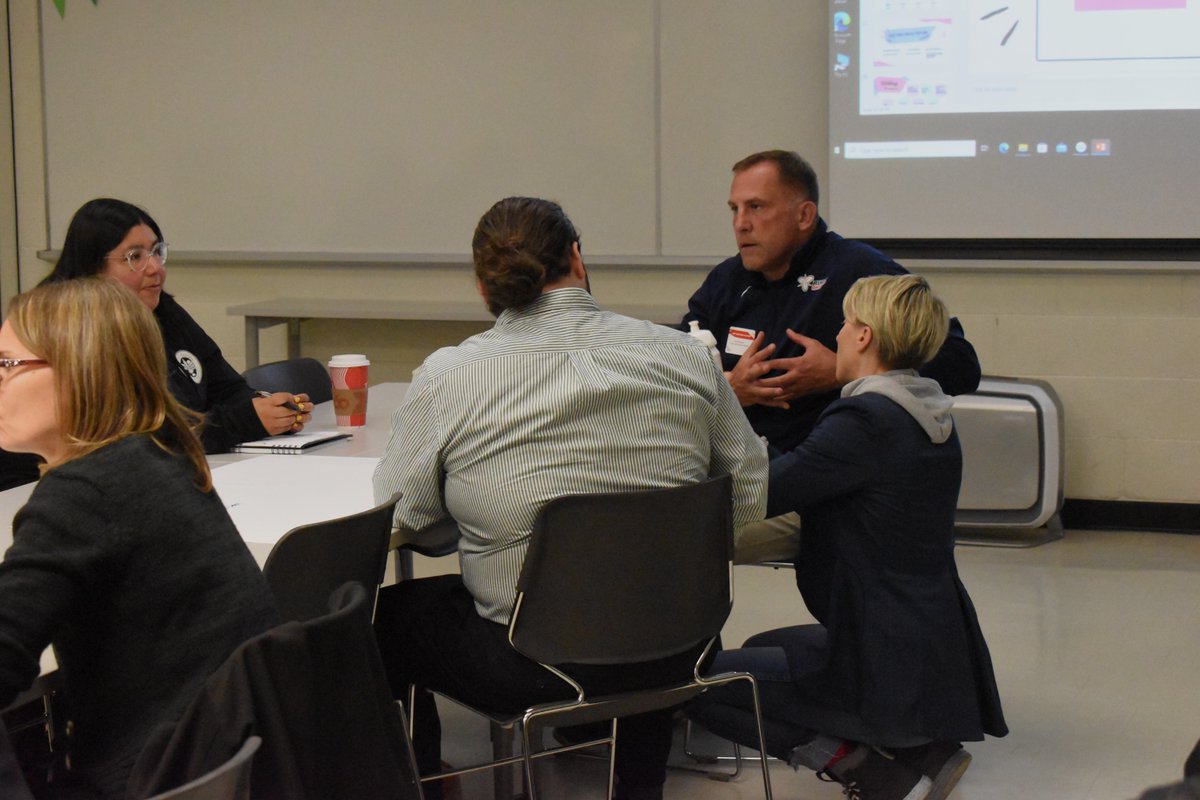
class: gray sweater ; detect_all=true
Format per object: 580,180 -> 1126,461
0,435 -> 277,799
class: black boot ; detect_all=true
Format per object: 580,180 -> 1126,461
891,741 -> 971,800
818,745 -> 932,800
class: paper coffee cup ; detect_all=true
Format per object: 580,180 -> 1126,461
328,354 -> 370,427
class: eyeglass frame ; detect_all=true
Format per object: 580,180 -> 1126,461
105,241 -> 169,273
0,358 -> 49,374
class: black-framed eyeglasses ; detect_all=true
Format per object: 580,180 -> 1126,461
106,241 -> 169,272
0,358 -> 49,374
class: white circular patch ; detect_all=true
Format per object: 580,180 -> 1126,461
175,350 -> 203,384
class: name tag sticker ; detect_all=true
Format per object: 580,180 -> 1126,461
725,326 -> 756,356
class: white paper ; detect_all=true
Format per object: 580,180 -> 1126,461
211,455 -> 380,545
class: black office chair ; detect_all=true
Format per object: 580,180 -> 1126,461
390,518 -> 460,581
242,357 -> 333,405
263,495 -> 398,623
129,582 -> 422,800
412,475 -> 773,800
144,736 -> 260,800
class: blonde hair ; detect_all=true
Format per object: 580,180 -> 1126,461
6,277 -> 211,489
843,274 -> 949,370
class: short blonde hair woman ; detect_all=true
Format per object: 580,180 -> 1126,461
0,278 -> 276,799
690,273 -> 1006,799
840,273 -> 949,375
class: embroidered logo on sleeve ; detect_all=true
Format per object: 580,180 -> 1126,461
175,350 -> 203,384
725,326 -> 755,356
797,274 -> 827,292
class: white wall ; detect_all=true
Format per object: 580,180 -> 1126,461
8,1 -> 1199,505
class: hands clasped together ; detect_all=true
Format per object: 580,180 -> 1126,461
725,331 -> 841,409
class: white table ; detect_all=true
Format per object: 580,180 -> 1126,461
206,381 -> 410,562
1,382 -> 411,563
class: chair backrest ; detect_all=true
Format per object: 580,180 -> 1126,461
263,496 -> 397,623
511,475 -> 733,666
128,583 -> 422,800
146,736 -> 260,800
242,357 -> 333,405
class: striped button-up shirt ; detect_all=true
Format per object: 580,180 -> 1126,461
373,288 -> 768,623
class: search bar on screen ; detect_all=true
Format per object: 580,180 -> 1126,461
843,140 -> 977,159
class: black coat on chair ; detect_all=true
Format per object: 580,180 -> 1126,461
126,583 -> 420,800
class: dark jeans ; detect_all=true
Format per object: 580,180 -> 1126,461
688,625 -> 933,768
687,641 -> 820,761
373,575 -> 702,794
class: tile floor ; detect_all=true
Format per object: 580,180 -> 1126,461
411,529 -> 1200,799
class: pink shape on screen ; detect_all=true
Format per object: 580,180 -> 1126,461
1076,0 -> 1185,9
874,77 -> 907,94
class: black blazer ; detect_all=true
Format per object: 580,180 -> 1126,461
768,392 -> 1007,745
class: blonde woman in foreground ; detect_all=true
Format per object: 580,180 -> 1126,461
0,278 -> 276,799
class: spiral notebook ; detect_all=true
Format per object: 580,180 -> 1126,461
230,430 -> 352,455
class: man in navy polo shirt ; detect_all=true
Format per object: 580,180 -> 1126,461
683,149 -> 980,455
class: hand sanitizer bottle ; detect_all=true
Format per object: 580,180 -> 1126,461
688,320 -> 725,371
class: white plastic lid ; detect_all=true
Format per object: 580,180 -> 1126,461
328,354 -> 370,367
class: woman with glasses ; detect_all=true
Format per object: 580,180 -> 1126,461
38,198 -> 313,453
0,278 -> 277,799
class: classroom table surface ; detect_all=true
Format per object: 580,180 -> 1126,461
1,382 -> 411,562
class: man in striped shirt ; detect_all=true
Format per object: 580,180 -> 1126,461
372,197 -> 767,800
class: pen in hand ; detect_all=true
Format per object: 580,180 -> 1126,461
255,389 -> 301,412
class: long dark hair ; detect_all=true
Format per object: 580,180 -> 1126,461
41,198 -> 164,285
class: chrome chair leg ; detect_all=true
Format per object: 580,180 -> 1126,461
604,718 -> 618,800
681,718 -> 745,779
491,721 -> 517,800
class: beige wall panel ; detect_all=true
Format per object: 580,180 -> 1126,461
922,273 -> 1069,316
984,315 -> 1109,377
1118,317 -> 1200,380
1183,276 -> 1200,315
1063,274 -> 1191,316
1064,436 -> 1126,500
585,267 -> 710,312
1050,377 -> 1133,441
1125,440 -> 1200,503
1049,376 -> 1200,449
1115,379 -> 1200,442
